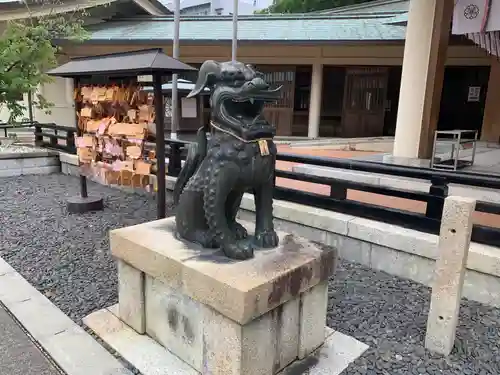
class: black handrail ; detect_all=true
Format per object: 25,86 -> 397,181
33,125 -> 500,248
160,137 -> 500,247
278,152 -> 500,190
33,123 -> 76,154
0,121 -> 38,137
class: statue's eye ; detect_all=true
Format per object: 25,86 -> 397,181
222,71 -> 235,80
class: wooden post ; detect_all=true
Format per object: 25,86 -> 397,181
154,72 -> 167,219
425,196 -> 476,355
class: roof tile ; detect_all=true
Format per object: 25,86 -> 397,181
86,15 -> 407,42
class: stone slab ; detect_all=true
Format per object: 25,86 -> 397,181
84,306 -> 369,375
0,304 -> 60,375
0,256 -> 133,375
84,306 -> 200,375
0,165 -> 60,177
0,156 -> 59,169
0,150 -> 57,159
118,260 -> 146,333
110,217 -> 337,325
299,281 -> 328,359
281,329 -> 369,375
59,152 -> 79,166
145,275 -> 206,371
143,272 -> 315,374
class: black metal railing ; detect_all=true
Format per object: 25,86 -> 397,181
34,123 -> 76,154
274,153 -> 500,248
0,121 -> 38,138
34,125 -> 500,248
165,138 -> 187,177
161,138 -> 500,248
33,124 -> 189,175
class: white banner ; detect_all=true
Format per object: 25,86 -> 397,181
453,0 -> 500,34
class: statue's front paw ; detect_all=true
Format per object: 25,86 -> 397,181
193,231 -> 219,248
222,239 -> 255,260
230,222 -> 248,240
254,230 -> 279,248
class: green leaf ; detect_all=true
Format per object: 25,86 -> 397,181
256,0 -> 376,14
0,1 -> 88,123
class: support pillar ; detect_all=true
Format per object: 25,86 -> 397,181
481,58 -> 500,142
392,0 -> 454,159
308,63 -> 323,139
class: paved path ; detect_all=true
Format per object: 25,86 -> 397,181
0,304 -> 62,375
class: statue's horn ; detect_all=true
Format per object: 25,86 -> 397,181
187,60 -> 221,98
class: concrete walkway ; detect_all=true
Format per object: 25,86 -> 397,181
0,304 -> 62,375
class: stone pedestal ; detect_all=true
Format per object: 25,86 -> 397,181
108,217 -> 337,375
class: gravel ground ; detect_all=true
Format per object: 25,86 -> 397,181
329,261 -> 500,375
1,174 -> 500,374
0,144 -> 46,153
0,174 -> 161,322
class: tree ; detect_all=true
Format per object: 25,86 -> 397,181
0,1 -> 88,122
257,0 -> 377,14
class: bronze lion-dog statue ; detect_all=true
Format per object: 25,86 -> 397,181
173,60 -> 282,260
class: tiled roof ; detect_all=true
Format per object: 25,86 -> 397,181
85,14 -> 407,43
382,12 -> 408,25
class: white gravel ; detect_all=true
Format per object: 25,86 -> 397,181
0,143 -> 46,154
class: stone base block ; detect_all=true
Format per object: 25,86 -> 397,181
110,217 -> 337,375
0,153 -> 60,177
84,306 -> 369,375
144,274 -> 323,374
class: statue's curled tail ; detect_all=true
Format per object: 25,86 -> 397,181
172,126 -> 207,205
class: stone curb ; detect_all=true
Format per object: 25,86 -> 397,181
0,151 -> 58,159
0,256 -> 133,375
84,305 -> 369,375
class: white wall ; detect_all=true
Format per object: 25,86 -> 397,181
34,77 -> 76,127
0,96 -> 30,123
0,78 -> 75,127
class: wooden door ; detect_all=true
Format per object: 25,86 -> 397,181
341,67 -> 389,138
259,66 -> 296,136
439,66 -> 490,136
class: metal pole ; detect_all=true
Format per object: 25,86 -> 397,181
73,77 -> 89,199
154,73 -> 167,219
232,0 -> 238,62
171,0 -> 180,140
27,91 -> 34,123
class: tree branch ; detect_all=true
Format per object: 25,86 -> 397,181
4,60 -> 22,73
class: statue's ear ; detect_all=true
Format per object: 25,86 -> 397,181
187,60 -> 221,98
245,64 -> 263,79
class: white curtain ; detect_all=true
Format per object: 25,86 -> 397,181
452,0 -> 500,57
453,0 -> 500,34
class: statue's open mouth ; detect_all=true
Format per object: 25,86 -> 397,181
222,85 -> 282,129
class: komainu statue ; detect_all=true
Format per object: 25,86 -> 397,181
173,60 -> 281,260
